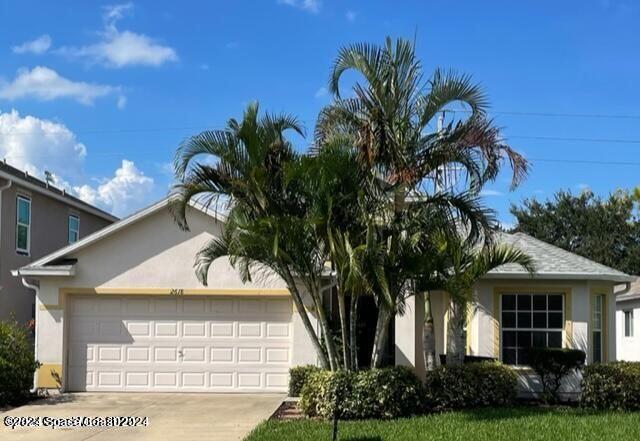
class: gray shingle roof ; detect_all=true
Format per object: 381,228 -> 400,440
486,232 -> 634,282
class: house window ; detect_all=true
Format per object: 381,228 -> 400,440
501,293 -> 564,366
624,309 -> 634,338
592,294 -> 605,363
16,195 -> 31,253
68,215 -> 80,244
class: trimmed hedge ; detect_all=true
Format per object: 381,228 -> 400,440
423,362 -> 517,412
300,367 -> 425,420
289,365 -> 321,397
528,348 -> 586,403
581,362 -> 640,410
0,320 -> 40,406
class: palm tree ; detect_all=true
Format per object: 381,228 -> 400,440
435,233 -> 536,365
316,37 -> 528,367
171,102 -> 340,369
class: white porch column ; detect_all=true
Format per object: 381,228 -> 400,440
394,292 -> 425,379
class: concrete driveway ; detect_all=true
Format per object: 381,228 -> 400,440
1,393 -> 283,441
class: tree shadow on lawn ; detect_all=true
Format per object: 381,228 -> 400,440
344,437 -> 383,441
458,406 -> 619,422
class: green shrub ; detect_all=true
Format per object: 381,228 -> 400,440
528,348 -> 586,403
581,362 -> 640,411
300,367 -> 425,420
423,362 -> 517,412
0,320 -> 40,406
289,365 -> 321,397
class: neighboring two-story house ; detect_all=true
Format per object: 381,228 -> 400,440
617,278 -> 640,361
0,161 -> 117,324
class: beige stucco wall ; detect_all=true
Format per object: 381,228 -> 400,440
0,178 -> 112,324
32,205 -> 318,389
616,298 -> 640,361
395,278 -> 618,396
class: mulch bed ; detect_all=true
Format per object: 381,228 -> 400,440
271,400 -> 305,421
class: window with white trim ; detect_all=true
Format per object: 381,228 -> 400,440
592,294 -> 604,363
16,195 -> 31,254
501,293 -> 564,366
624,310 -> 634,338
68,215 -> 79,244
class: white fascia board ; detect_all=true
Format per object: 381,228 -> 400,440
12,265 -> 75,277
483,272 -> 635,283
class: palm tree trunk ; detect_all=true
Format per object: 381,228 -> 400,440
281,268 -> 330,369
337,291 -> 351,370
423,292 -> 436,371
371,304 -> 393,368
446,299 -> 466,366
349,293 -> 359,370
309,283 -> 340,371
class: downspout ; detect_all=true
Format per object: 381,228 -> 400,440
0,179 -> 12,289
615,281 -> 632,296
20,276 -> 39,393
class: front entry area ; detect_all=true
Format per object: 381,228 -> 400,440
66,295 -> 293,393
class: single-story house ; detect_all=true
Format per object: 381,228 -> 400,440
616,278 -> 640,361
14,197 -> 634,395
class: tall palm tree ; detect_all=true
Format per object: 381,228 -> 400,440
316,37 -> 528,367
435,234 -> 536,365
171,102 -> 339,369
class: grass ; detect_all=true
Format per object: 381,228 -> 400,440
245,407 -> 640,441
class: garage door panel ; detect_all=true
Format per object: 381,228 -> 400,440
154,298 -> 178,314
126,372 -> 150,387
67,295 -> 292,393
124,298 -> 151,314
211,299 -> 234,314
182,298 -> 207,314
126,347 -> 150,362
238,322 -> 262,338
183,321 -> 207,337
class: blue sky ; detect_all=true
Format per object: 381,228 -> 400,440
0,1 -> 639,221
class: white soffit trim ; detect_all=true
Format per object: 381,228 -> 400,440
19,196 -> 224,271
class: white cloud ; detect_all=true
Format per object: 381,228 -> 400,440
117,95 -> 127,109
12,35 -> 52,54
0,109 -> 154,216
74,160 -> 154,216
103,2 -> 134,22
278,0 -> 321,14
499,221 -> 515,231
0,66 -> 124,106
0,109 -> 86,177
58,3 -> 177,68
345,10 -> 357,22
314,86 -> 327,99
479,189 -> 503,197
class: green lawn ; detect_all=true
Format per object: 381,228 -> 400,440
245,407 -> 640,441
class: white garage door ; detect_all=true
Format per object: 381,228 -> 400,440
67,295 -> 292,393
